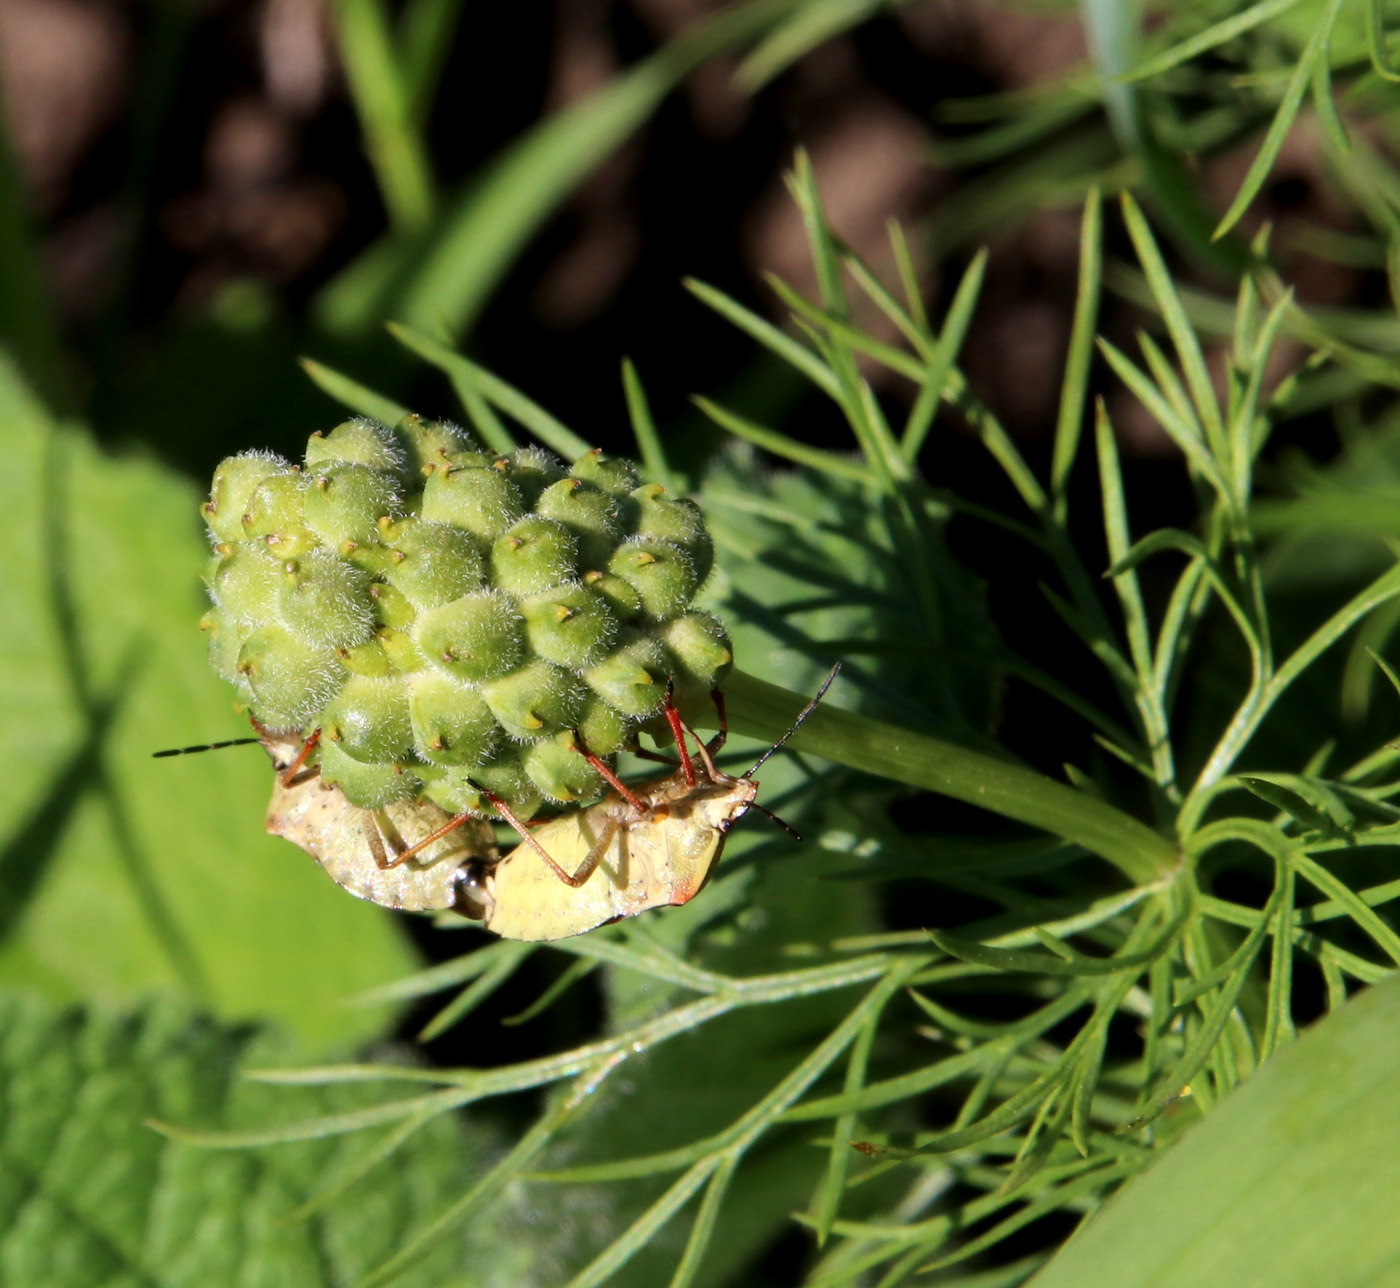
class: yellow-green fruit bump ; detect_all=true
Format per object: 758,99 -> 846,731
525,731 -> 606,803
584,633 -> 669,716
421,456 -> 523,540
320,674 -> 414,763
303,463 -> 404,547
319,737 -> 420,809
663,612 -> 733,698
491,516 -> 578,597
520,583 -> 617,668
421,756 -> 543,821
240,471 -> 308,539
394,414 -> 474,474
203,451 -> 293,543
235,623 -> 341,726
210,543 -> 284,627
536,477 -> 623,571
609,539 -> 698,621
415,589 -> 524,683
632,484 -> 714,584
278,548 -> 376,649
304,418 -> 407,474
408,671 -> 498,766
571,447 -> 638,498
506,446 -> 567,507
380,517 -> 487,608
481,658 -> 587,739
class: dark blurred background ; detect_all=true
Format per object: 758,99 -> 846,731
0,1 -> 1364,488
0,0 -> 1115,461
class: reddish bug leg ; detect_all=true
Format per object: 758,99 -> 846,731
661,682 -> 697,786
685,715 -> 721,780
281,729 -> 321,787
470,779 -> 606,888
387,807 -> 484,866
571,729 -> 646,812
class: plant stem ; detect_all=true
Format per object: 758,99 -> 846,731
720,669 -> 1179,886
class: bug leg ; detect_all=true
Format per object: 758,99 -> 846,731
660,680 -> 697,786
629,746 -> 679,767
706,686 -> 728,756
364,811 -> 394,870
468,779 -> 598,888
387,807 -> 483,866
568,815 -> 619,887
369,811 -> 423,869
570,729 -> 646,812
281,728 -> 322,787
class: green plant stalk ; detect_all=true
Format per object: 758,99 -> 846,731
719,670 -> 1178,885
332,0 -> 435,232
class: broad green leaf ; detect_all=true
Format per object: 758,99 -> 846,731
0,994 -> 526,1287
1027,976 -> 1400,1288
0,354 -> 415,1046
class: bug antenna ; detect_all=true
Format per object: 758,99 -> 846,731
152,738 -> 262,759
749,801 -> 801,841
743,662 -> 841,779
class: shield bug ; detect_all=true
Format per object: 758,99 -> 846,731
434,664 -> 840,941
156,665 -> 835,937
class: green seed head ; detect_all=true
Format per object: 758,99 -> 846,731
202,423 -> 730,819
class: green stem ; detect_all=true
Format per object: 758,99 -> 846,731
719,670 -> 1179,886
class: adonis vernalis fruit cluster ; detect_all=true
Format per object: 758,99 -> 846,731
200,417 -> 731,818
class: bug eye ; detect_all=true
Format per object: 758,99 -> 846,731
451,860 -> 495,921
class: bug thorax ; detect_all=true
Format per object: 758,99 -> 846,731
635,765 -> 760,831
